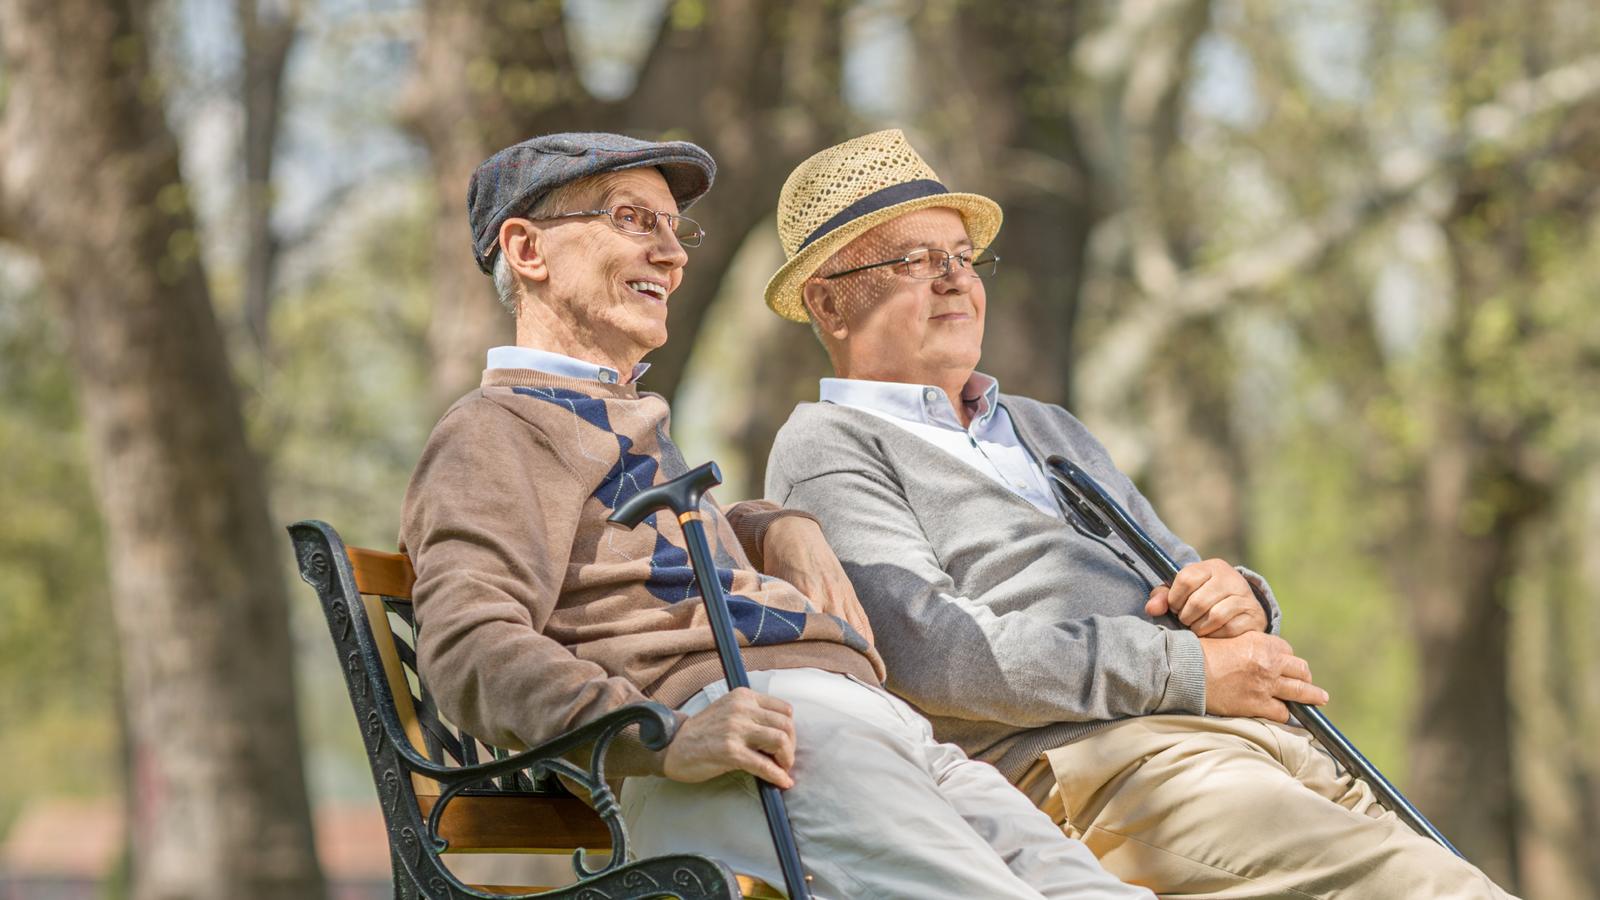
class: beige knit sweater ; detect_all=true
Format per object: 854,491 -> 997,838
399,368 -> 883,775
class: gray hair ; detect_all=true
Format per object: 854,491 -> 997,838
809,310 -> 826,346
488,178 -> 592,316
802,278 -> 836,361
493,253 -> 518,314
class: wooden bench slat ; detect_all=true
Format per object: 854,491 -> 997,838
346,545 -> 415,598
359,594 -> 434,780
421,794 -> 613,852
469,876 -> 783,898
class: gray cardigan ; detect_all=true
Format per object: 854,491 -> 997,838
765,394 -> 1280,785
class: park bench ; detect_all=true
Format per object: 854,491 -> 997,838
287,520 -> 783,899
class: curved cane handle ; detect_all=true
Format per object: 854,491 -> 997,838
607,461 -> 723,528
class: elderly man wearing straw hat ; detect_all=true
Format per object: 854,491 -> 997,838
763,130 -> 1514,898
400,130 -> 1151,899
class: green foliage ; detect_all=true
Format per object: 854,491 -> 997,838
248,181 -> 437,802
1253,385 -> 1417,783
250,182 -> 434,533
0,262 -> 120,834
669,0 -> 707,32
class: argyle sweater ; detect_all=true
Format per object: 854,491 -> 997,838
399,368 -> 883,776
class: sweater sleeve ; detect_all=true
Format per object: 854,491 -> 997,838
770,447 -> 1207,729
722,499 -> 820,572
399,398 -> 680,776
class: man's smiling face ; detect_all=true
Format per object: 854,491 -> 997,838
532,168 -> 689,366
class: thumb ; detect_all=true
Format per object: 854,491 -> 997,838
1146,585 -> 1170,616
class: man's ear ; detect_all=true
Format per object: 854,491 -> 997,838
499,219 -> 549,283
802,280 -> 848,339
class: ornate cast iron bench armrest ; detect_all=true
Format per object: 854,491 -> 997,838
409,702 -> 677,870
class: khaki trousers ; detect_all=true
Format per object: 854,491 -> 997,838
622,668 -> 1151,899
1041,715 -> 1514,900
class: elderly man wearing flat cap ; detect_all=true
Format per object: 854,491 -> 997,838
763,129 -> 1514,899
398,131 -> 1150,899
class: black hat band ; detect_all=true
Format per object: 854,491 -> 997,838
796,179 -> 949,252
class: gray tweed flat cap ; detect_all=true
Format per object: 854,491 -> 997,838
467,132 -> 717,274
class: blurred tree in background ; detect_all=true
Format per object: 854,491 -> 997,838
0,0 -> 325,897
0,0 -> 1596,897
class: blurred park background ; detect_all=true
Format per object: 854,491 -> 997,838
1,0 -> 1597,897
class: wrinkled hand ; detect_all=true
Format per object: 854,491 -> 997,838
663,687 -> 797,788
1146,558 -> 1267,638
1199,632 -> 1329,722
762,516 -> 876,646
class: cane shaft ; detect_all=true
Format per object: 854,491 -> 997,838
677,514 -> 812,899
1290,703 -> 1461,855
1136,540 -> 1463,858
1045,457 -> 1463,859
676,512 -> 753,692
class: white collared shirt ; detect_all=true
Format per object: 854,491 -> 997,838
819,373 -> 1063,519
486,346 -> 651,385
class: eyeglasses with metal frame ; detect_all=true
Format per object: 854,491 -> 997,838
821,246 -> 1000,281
528,204 -> 705,248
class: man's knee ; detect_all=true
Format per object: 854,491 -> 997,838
1053,719 -> 1307,830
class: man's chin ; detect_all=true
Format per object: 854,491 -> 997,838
928,343 -> 984,371
642,326 -> 670,353
621,305 -> 670,345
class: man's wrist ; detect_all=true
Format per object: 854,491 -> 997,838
1235,566 -> 1281,634
753,509 -> 821,570
651,708 -> 692,777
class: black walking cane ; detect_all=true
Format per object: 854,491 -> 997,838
1044,455 -> 1465,859
608,461 -> 813,899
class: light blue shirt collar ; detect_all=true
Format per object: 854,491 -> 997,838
486,346 -> 650,385
819,372 -> 1001,431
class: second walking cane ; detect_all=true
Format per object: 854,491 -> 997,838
1044,454 -> 1463,859
608,461 -> 812,900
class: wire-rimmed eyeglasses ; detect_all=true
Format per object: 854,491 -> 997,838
821,246 -> 999,280
529,204 -> 704,247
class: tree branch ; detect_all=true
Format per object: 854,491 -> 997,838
1077,51 -> 1600,419
0,140 -> 12,244
237,0 -> 301,356
1119,0 -> 1213,298
0,48 -> 14,243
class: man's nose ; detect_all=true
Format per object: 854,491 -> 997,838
649,228 -> 689,269
933,263 -> 975,292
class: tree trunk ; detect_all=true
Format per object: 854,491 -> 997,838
1512,492 -> 1600,899
1394,419 -> 1530,885
1396,156 -> 1565,883
1142,318 -> 1251,560
0,1 -> 325,897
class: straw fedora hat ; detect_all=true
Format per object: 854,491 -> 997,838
764,129 -> 1002,323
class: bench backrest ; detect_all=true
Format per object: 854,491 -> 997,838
290,519 -> 776,899
290,521 -> 609,855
